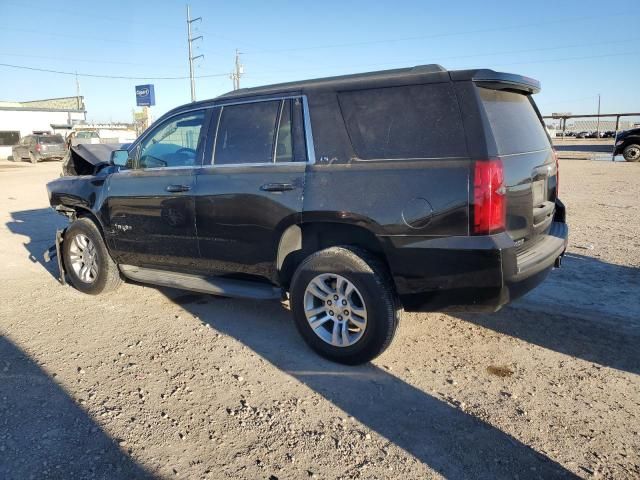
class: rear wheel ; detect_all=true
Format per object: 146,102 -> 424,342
623,144 -> 640,162
62,217 -> 122,295
29,152 -> 37,164
290,246 -> 400,365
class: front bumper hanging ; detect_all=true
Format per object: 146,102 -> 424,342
43,228 -> 67,285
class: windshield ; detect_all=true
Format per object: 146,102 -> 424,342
39,135 -> 64,144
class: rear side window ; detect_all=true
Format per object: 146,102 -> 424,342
275,98 -> 307,163
215,101 -> 280,165
338,84 -> 466,160
479,88 -> 550,155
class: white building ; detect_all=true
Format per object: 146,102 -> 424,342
0,96 -> 86,159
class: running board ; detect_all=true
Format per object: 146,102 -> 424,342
119,265 -> 282,300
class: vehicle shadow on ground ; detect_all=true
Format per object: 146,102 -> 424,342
5,208 -> 68,279
166,292 -> 578,479
459,253 -> 640,375
0,336 -> 153,479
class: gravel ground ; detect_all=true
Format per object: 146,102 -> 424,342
0,159 -> 638,479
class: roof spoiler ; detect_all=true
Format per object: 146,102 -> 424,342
472,70 -> 541,94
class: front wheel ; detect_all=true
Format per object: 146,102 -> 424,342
62,217 -> 122,295
623,144 -> 640,162
290,246 -> 400,365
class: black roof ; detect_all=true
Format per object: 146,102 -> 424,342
165,65 -> 540,118
213,64 -> 540,102
215,64 -> 451,100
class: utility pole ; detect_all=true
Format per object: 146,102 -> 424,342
187,5 -> 203,102
596,94 -> 601,138
230,49 -> 243,90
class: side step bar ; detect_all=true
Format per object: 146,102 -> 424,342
119,265 -> 282,300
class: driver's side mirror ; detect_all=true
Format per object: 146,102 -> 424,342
111,149 -> 129,167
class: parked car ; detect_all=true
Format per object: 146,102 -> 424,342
46,65 -> 567,364
70,130 -> 101,147
603,130 -> 616,138
575,131 -> 590,138
613,128 -> 640,162
12,134 -> 66,163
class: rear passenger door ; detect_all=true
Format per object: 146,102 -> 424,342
194,97 -> 309,282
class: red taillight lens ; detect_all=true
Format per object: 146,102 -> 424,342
35,143 -> 41,152
473,159 -> 506,235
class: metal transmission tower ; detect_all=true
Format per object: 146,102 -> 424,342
230,49 -> 243,90
186,5 -> 203,102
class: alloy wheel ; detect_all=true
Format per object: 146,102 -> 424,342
303,273 -> 368,347
68,233 -> 99,283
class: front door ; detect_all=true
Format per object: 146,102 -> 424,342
102,109 -> 209,270
194,98 -> 308,282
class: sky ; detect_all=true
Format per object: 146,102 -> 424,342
1,0 -> 638,123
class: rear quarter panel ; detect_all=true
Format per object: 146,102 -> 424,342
302,159 -> 470,236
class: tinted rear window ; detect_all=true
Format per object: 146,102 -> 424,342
338,83 -> 466,160
479,88 -> 550,155
39,135 -> 64,144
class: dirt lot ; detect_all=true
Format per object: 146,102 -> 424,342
0,159 -> 638,479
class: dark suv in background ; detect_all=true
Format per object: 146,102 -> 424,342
614,127 -> 640,161
12,134 -> 66,163
46,65 -> 568,364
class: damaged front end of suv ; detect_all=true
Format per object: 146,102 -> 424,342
44,143 -> 128,283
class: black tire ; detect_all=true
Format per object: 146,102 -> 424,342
290,246 -> 400,365
62,217 -> 122,295
622,144 -> 640,162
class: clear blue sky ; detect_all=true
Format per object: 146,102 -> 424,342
1,0 -> 638,123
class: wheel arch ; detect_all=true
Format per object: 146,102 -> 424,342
277,221 -> 391,289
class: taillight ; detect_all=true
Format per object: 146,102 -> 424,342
35,143 -> 41,152
473,159 -> 506,235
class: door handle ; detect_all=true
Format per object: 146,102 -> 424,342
260,182 -> 296,192
166,184 -> 191,193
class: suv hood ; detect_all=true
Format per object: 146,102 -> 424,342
62,143 -> 126,176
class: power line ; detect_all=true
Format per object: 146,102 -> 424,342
0,51 -> 183,68
0,62 -> 228,80
243,13 -> 635,54
1,50 -> 637,84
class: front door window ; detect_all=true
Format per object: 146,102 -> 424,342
137,110 -> 205,169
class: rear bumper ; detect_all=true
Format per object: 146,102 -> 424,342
383,204 -> 568,312
37,151 -> 65,160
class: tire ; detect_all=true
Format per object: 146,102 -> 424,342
290,246 -> 400,365
62,217 -> 122,295
29,152 -> 37,164
622,144 -> 640,162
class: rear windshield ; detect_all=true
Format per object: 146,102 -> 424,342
39,135 -> 64,144
338,83 -> 467,160
479,88 -> 550,155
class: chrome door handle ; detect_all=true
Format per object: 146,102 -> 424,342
166,184 -> 191,193
260,183 -> 295,192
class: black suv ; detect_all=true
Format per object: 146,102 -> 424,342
614,128 -> 640,161
47,65 -> 568,364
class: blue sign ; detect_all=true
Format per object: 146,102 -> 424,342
135,84 -> 155,107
